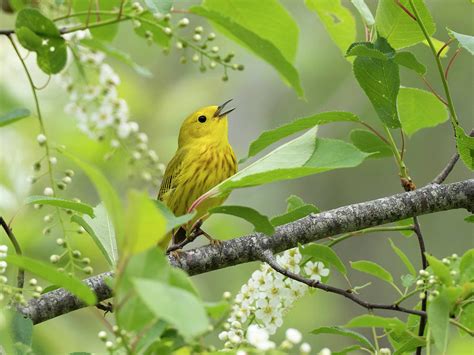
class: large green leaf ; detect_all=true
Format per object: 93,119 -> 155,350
208,128 -> 369,196
0,108 -> 30,127
459,249 -> 474,283
311,326 -> 374,351
144,0 -> 173,14
124,190 -> 166,255
15,9 -> 67,74
153,200 -> 195,235
209,205 -> 274,235
459,303 -> 474,336
202,0 -> 299,62
352,41 -> 401,128
394,52 -> 426,75
242,112 -> 360,162
133,278 -> 209,339
25,195 -> 94,217
80,38 -> 152,77
5,255 -> 96,305
300,243 -> 346,275
351,260 -> 393,283
271,204 -> 319,227
425,253 -> 452,286
375,0 -> 435,49
455,126 -> 474,171
350,129 -> 393,159
62,151 -> 124,243
428,290 -> 450,353
389,239 -> 416,276
305,0 -> 356,57
71,203 -> 118,267
10,311 -> 33,348
346,314 -> 406,330
448,28 -> 474,55
191,6 -> 303,97
398,87 -> 448,136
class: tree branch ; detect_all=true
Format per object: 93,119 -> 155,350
17,179 -> 474,324
259,250 -> 426,317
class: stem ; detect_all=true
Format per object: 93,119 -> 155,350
414,217 -> 428,355
359,121 -> 391,146
444,48 -> 461,80
395,288 -> 420,305
328,225 -> 414,247
450,319 -> 474,336
407,0 -> 459,128
383,126 -> 410,180
0,217 -> 24,289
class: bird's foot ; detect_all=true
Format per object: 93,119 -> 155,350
200,229 -> 222,247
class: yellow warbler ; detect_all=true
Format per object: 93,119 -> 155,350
158,100 -> 237,249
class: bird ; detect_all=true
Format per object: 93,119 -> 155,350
157,100 -> 237,250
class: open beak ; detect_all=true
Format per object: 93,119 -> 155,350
214,99 -> 236,118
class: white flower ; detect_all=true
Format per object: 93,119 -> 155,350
286,328 -> 302,344
255,297 -> 280,324
246,325 -> 275,350
304,261 -> 329,281
380,348 -> 391,355
36,134 -> 47,145
117,123 -> 132,139
129,121 -> 139,132
236,351 -> 247,355
318,348 -> 332,355
300,342 -> 311,354
43,187 -> 54,196
100,64 -> 120,86
91,105 -> 115,129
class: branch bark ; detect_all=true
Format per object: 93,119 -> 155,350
17,179 -> 474,324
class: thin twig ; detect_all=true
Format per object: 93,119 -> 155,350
400,129 -> 406,161
413,217 -> 428,355
437,38 -> 453,58
395,0 -> 417,21
260,250 -> 426,317
0,217 -> 24,289
444,48 -> 461,80
359,121 -> 391,146
421,77 -> 448,106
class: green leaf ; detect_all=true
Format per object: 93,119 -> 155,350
396,218 -> 414,237
305,0 -> 356,57
135,321 -> 167,353
15,9 -> 67,74
72,0 -> 120,41
25,195 -> 94,217
134,11 -> 170,48
10,311 -> 33,347
153,200 -> 195,235
209,205 -> 274,235
389,239 -> 416,276
346,42 -> 388,60
311,326 -> 374,351
144,0 -> 173,14
333,345 -> 364,355
394,52 -> 427,75
191,6 -> 304,97
242,112 -> 360,162
459,303 -> 474,335
300,243 -> 347,275
350,0 -> 375,25
375,0 -> 435,49
210,128 -> 369,195
205,301 -> 230,320
428,290 -> 450,352
460,249 -> 474,282
62,151 -> 124,243
202,0 -> 299,62
401,274 -> 416,288
425,253 -> 453,286
271,204 -> 319,227
350,129 -> 393,159
80,38 -> 152,77
448,28 -> 474,55
133,278 -> 209,339
124,190 -> 166,255
455,126 -> 474,171
5,255 -> 96,305
0,108 -> 30,127
115,249 -> 169,331
393,337 -> 426,355
346,314 -> 407,330
168,268 -> 200,297
465,215 -> 474,223
353,42 -> 401,128
398,87 -> 449,136
351,260 -> 393,283
286,195 -> 305,211
71,203 -> 118,267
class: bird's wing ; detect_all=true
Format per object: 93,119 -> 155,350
158,149 -> 185,201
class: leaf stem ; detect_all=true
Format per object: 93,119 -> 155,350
407,0 -> 459,128
383,126 -> 410,181
450,318 -> 474,336
328,225 -> 414,247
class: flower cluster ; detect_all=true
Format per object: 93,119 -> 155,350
218,247 -> 330,349
0,245 -> 7,275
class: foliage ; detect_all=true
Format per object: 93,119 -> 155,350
0,0 -> 472,354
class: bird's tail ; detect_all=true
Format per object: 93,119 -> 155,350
158,227 -> 187,250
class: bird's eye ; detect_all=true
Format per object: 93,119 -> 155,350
198,115 -> 207,123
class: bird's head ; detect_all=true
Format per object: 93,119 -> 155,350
178,99 -> 235,147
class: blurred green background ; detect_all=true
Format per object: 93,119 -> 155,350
0,0 -> 473,353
